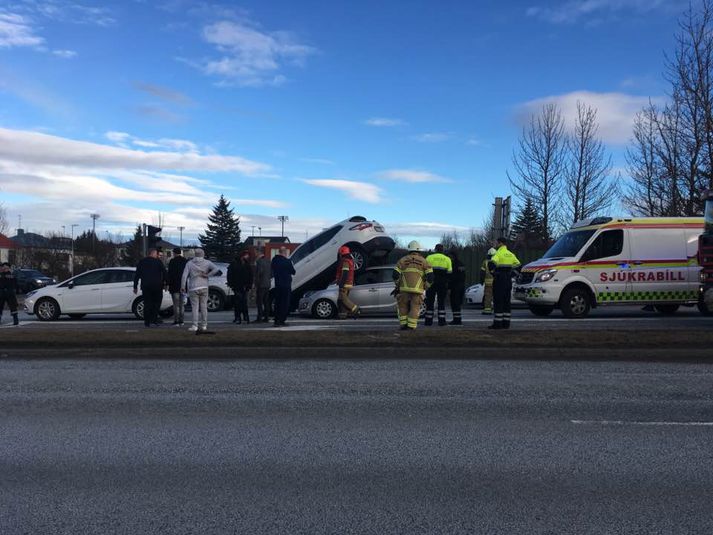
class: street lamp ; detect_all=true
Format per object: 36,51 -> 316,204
70,224 -> 78,276
278,215 -> 289,238
177,226 -> 185,247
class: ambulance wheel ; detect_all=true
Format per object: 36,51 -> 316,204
560,287 -> 591,318
654,304 -> 679,315
698,299 -> 713,316
528,304 -> 554,316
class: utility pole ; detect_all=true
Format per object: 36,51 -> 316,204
177,226 -> 185,248
90,213 -> 100,251
70,224 -> 78,276
251,225 -> 255,237
278,215 -> 289,238
258,226 -> 262,237
142,223 -> 147,257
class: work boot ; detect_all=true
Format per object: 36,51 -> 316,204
487,323 -> 502,330
400,325 -> 409,330
449,318 -> 462,325
244,314 -> 250,324
438,319 -> 447,327
12,313 -> 19,326
424,319 -> 433,327
502,322 -> 511,329
482,310 -> 492,315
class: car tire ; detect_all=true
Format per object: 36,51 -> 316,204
208,289 -> 225,312
35,297 -> 61,321
698,298 -> 713,316
418,300 -> 427,318
349,245 -> 367,273
132,297 -> 145,320
528,304 -> 554,316
312,298 -> 337,319
654,304 -> 679,315
68,314 -> 86,320
560,287 -> 591,318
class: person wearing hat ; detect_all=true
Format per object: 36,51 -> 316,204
393,241 -> 433,330
227,250 -> 253,324
167,247 -> 188,326
488,237 -> 521,329
334,245 -> 360,319
0,262 -> 19,326
480,247 -> 497,314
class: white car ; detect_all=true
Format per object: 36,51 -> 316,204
288,216 -> 395,301
464,279 -> 524,308
23,267 -> 173,321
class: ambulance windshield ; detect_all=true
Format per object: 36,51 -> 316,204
543,229 -> 596,259
705,198 -> 713,234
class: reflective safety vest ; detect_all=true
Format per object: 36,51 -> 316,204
395,253 -> 433,294
335,256 -> 355,288
426,252 -> 452,286
489,245 -> 521,271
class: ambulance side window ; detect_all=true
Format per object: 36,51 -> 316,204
581,230 -> 623,261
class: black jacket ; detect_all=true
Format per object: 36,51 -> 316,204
167,256 -> 188,293
133,257 -> 167,291
271,255 -> 295,289
0,270 -> 17,294
227,260 -> 253,291
449,257 -> 466,289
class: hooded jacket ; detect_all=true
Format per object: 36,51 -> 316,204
181,257 -> 221,292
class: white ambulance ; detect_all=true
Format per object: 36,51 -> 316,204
513,217 -> 703,318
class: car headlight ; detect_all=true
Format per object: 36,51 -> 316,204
701,271 -> 707,283
534,269 -> 557,283
303,290 -> 315,298
466,285 -> 480,292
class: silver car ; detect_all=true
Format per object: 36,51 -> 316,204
298,265 -> 426,319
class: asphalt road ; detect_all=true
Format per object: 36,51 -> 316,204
2,358 -> 713,534
4,304 -> 711,331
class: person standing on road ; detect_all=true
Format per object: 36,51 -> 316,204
393,241 -> 433,330
271,246 -> 295,327
335,246 -> 360,319
424,244 -> 452,326
133,248 -> 167,328
254,248 -> 271,323
448,249 -> 466,325
181,248 -> 222,334
488,237 -> 520,330
167,247 -> 188,327
480,248 -> 496,315
0,262 -> 19,326
228,250 -> 253,324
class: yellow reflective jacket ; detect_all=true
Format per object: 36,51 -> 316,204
489,245 -> 521,270
395,253 -> 433,294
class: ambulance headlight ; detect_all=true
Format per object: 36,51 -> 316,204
534,269 -> 557,283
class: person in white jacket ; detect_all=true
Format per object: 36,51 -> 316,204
181,248 -> 222,333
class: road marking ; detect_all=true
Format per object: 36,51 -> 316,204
571,419 -> 713,427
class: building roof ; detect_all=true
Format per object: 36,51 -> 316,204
10,230 -> 50,248
0,233 -> 16,249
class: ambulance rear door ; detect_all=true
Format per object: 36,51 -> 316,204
578,227 -> 630,303
628,227 -> 688,302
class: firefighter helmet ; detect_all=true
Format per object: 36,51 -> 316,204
407,240 -> 423,252
487,248 -> 496,256
339,245 -> 351,255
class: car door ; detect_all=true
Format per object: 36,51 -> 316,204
348,269 -> 383,313
579,228 -> 630,303
101,270 -> 135,312
59,270 -> 110,312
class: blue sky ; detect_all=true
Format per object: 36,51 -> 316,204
0,0 -> 691,245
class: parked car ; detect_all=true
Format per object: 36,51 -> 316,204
13,268 -> 56,294
288,216 -> 395,305
465,276 -> 523,308
298,265 -> 425,319
23,267 -> 172,321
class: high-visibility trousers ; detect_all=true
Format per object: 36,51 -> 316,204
338,286 -> 359,318
483,280 -> 493,312
397,292 -> 423,329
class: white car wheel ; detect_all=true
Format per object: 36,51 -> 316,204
313,299 -> 336,319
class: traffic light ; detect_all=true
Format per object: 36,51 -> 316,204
147,225 -> 162,251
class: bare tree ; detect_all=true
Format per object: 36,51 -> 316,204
625,106 -> 665,216
0,203 -> 8,235
508,103 -> 566,241
563,102 -> 616,224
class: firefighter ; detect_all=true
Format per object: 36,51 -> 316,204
335,246 -> 360,319
425,244 -> 452,326
448,249 -> 466,325
480,248 -> 496,315
393,241 -> 433,330
488,237 -> 520,329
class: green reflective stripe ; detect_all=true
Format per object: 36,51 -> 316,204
342,266 -> 350,271
597,290 -> 698,302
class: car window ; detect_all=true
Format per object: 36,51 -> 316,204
311,225 -> 342,250
107,270 -> 135,283
581,230 -> 624,261
380,269 -> 396,284
71,271 -> 111,286
291,239 -> 316,265
355,270 -> 380,286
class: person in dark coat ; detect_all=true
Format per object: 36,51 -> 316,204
0,262 -> 19,326
167,248 -> 188,326
448,249 -> 467,325
227,250 -> 253,324
254,248 -> 271,322
271,246 -> 295,327
133,248 -> 167,327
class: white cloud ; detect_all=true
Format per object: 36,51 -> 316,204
526,0 -> 682,24
194,20 -> 317,86
364,117 -> 407,127
52,49 -> 77,58
412,132 -> 451,143
377,169 -> 451,183
105,131 -> 199,153
0,128 -> 269,173
517,90 -> 663,145
302,179 -> 383,204
0,12 -> 44,48
384,221 -> 470,239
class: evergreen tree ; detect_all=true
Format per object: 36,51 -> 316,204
511,197 -> 548,247
199,195 -> 242,261
121,225 -> 144,266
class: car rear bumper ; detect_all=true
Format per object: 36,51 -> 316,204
363,236 -> 395,255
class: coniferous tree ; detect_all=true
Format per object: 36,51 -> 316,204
121,225 -> 144,266
511,197 -> 548,248
199,195 -> 242,261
